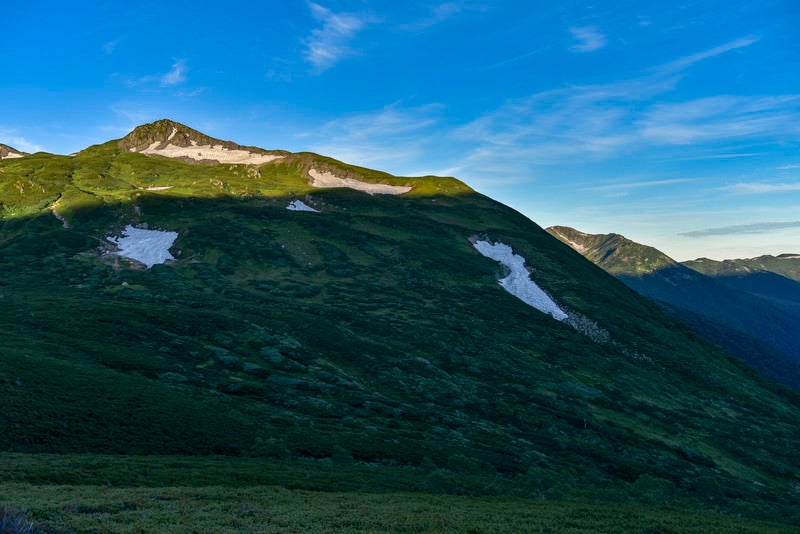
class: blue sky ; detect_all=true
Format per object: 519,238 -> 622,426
2,1 -> 799,260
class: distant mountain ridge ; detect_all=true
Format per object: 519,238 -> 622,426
547,226 -> 676,276
685,254 -> 800,282
547,225 -> 800,392
684,255 -> 800,314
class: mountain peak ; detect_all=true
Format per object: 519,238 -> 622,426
118,119 -> 286,165
546,225 -> 677,276
120,119 -> 217,150
0,143 -> 27,160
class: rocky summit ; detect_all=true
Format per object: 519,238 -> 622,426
0,143 -> 26,160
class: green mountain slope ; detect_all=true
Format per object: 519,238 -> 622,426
2,121 -> 800,527
547,225 -> 676,276
547,226 -> 800,393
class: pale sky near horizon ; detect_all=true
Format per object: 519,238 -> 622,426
2,1 -> 798,260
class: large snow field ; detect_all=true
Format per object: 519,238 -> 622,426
473,240 -> 568,321
308,169 -> 412,195
286,200 -> 319,212
134,141 -> 283,165
107,225 -> 178,268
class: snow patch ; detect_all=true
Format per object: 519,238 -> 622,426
136,142 -> 283,165
107,225 -> 178,268
2,152 -> 24,159
51,210 -> 69,228
286,200 -> 319,212
143,186 -> 173,191
308,169 -> 412,195
473,240 -> 568,321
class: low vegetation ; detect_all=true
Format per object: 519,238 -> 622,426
2,122 -> 800,531
2,455 -> 798,532
4,482 -> 795,533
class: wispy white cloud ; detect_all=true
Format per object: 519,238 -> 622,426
658,36 -> 759,73
160,60 -> 187,86
723,182 -> 800,194
453,82 -> 648,166
302,103 -> 444,172
109,103 -> 158,125
453,37 -> 799,176
681,221 -> 800,237
680,152 -> 764,160
583,178 -> 697,192
304,3 -> 373,71
103,38 -> 121,55
398,2 -> 467,31
777,164 -> 800,170
639,95 -> 799,145
476,45 -> 551,71
0,129 -> 44,153
568,26 -> 606,53
175,87 -> 205,98
123,60 -> 189,89
104,103 -> 163,136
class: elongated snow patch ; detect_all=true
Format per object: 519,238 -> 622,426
473,240 -> 568,321
286,200 -> 319,212
136,141 -> 283,165
308,169 -> 412,195
107,225 -> 178,268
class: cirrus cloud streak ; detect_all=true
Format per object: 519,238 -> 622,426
724,182 -> 800,194
303,3 -> 374,72
681,221 -> 800,237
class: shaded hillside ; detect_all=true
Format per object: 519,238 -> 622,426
685,254 -> 800,282
547,226 -> 800,392
2,121 -> 800,526
685,256 -> 800,313
659,302 -> 800,393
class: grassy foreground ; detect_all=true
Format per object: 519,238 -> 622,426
4,483 -> 794,533
1,454 -> 797,533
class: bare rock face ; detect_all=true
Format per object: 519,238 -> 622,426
118,119 -> 287,165
0,144 -> 26,159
